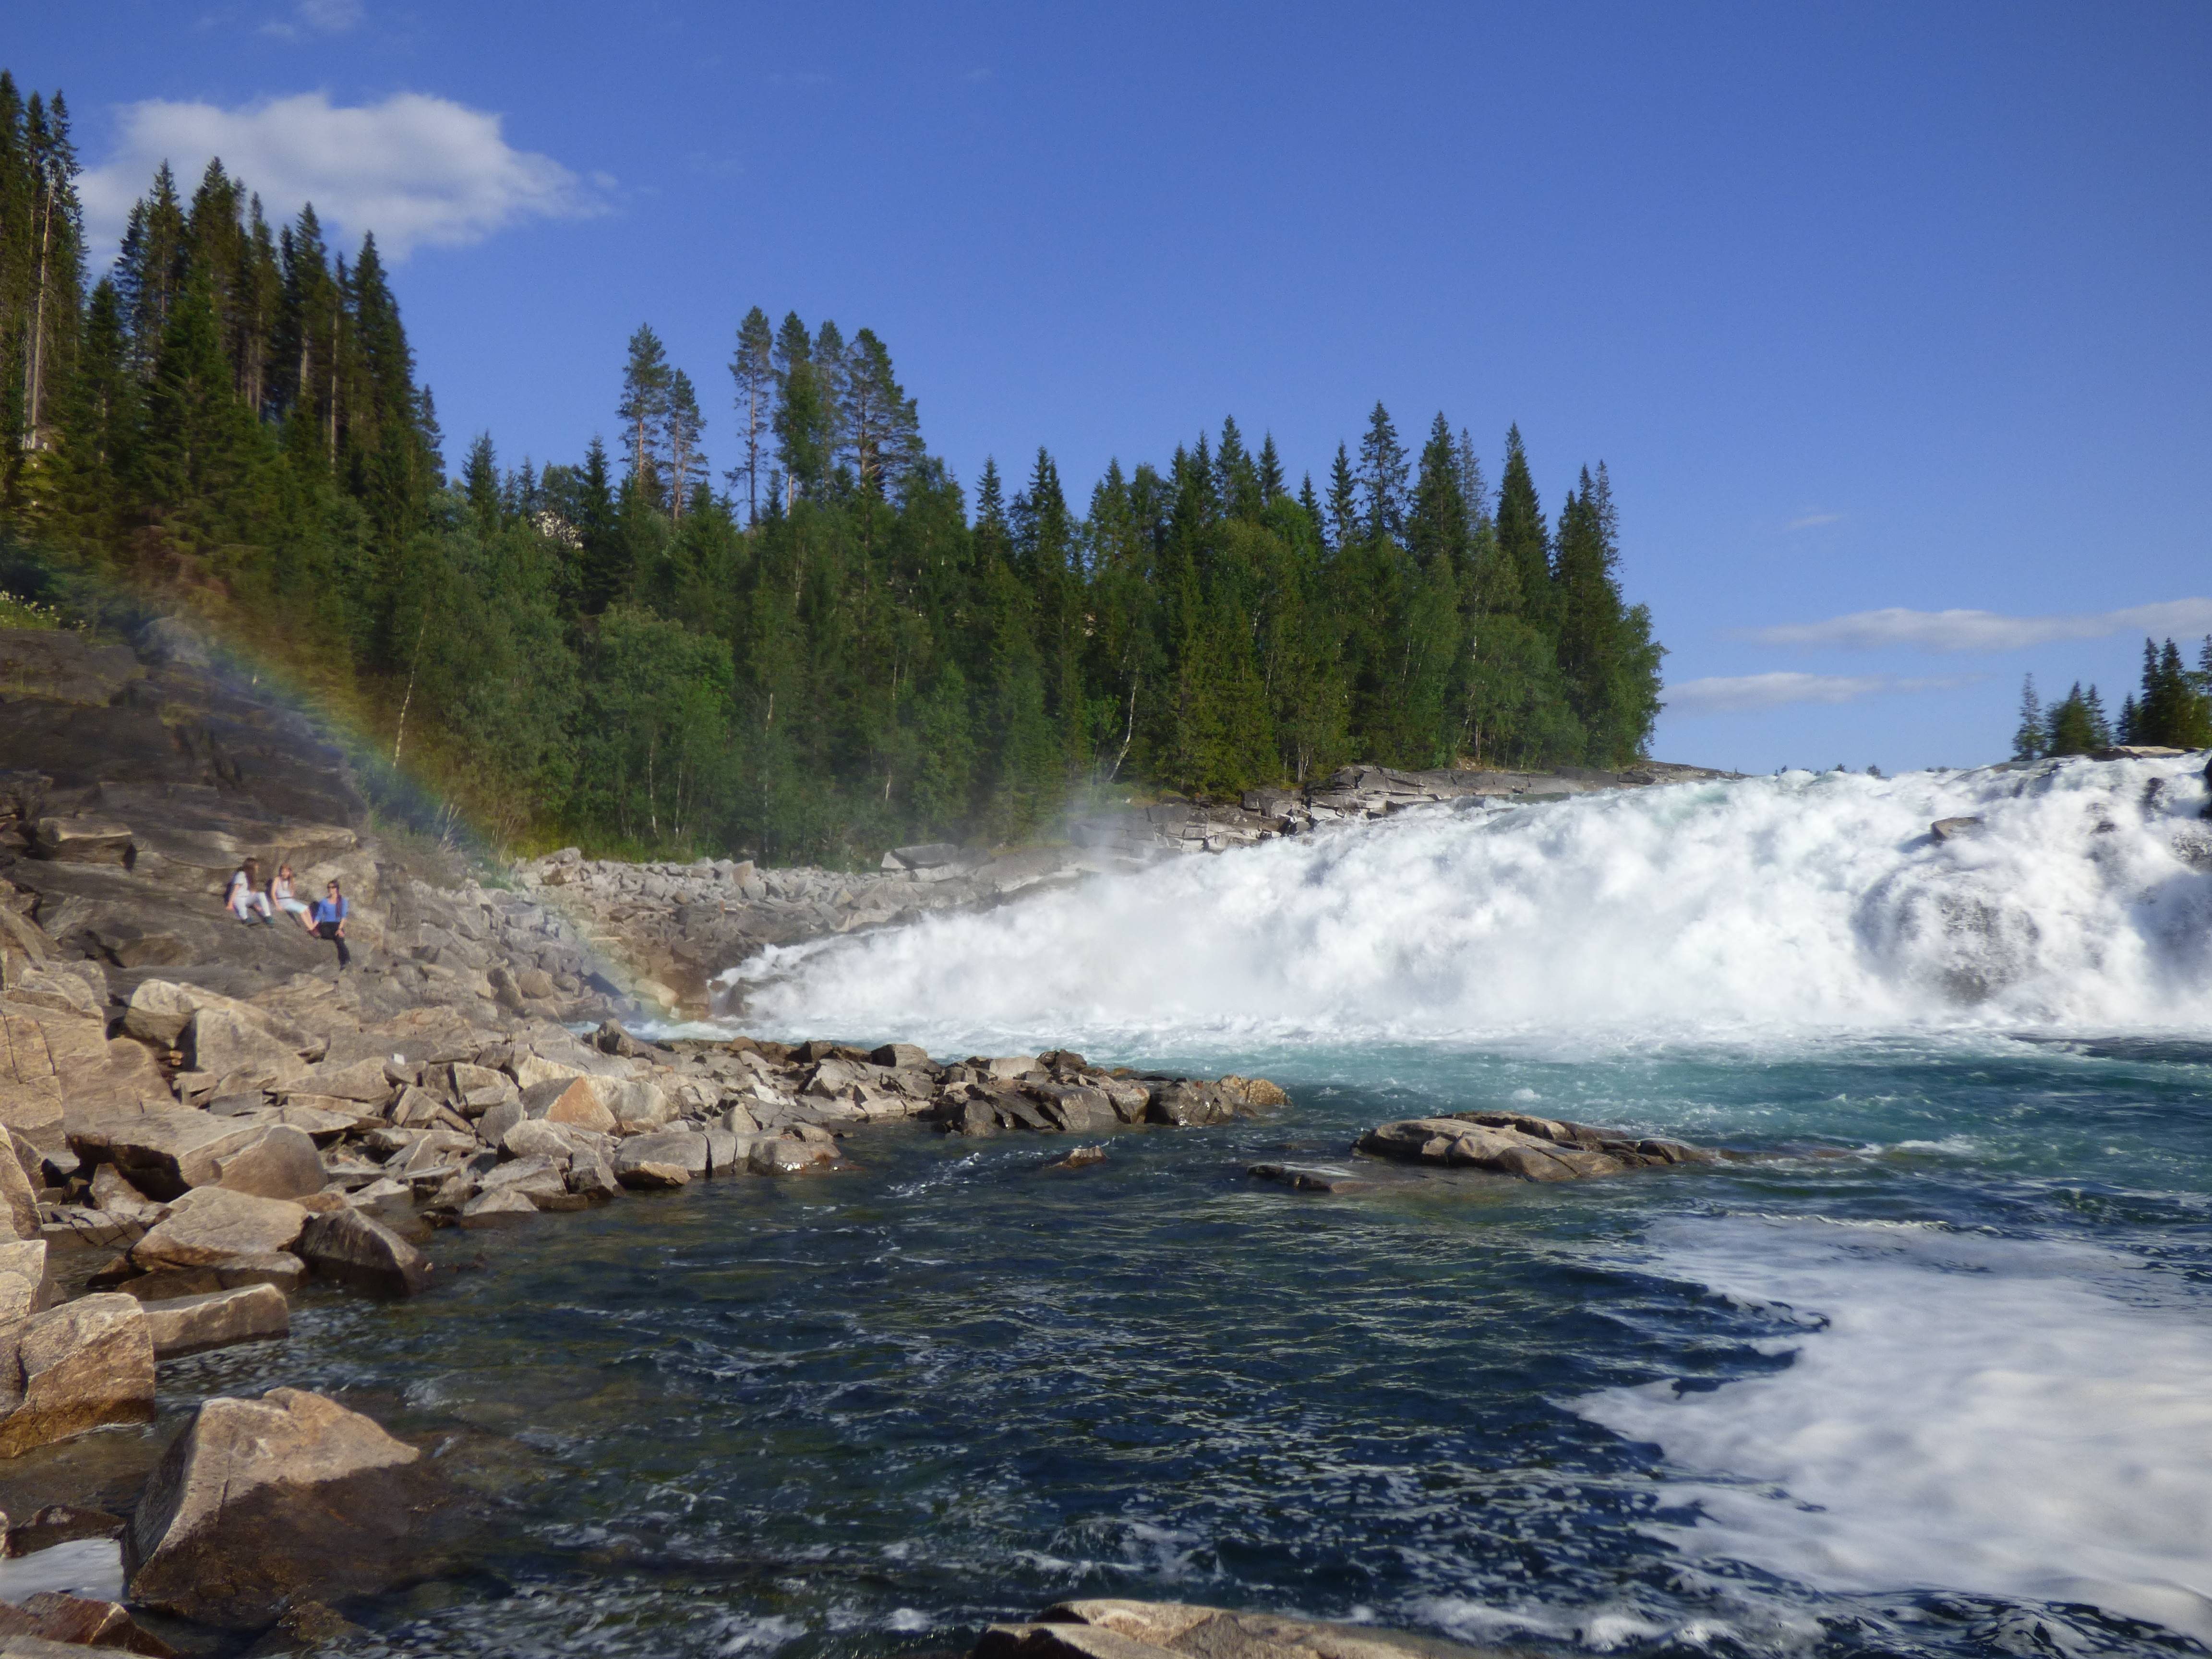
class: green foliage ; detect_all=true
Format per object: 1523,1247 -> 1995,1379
0,73 -> 1671,863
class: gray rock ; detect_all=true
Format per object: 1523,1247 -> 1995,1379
296,1210 -> 430,1296
131,1188 -> 308,1270
614,1128 -> 707,1185
1931,816 -> 1986,841
183,1007 -> 306,1092
475,1097 -> 523,1146
0,1293 -> 156,1456
213,1125 -> 325,1201
123,1387 -> 425,1630
141,1283 -> 290,1359
870,1042 -> 931,1069
480,1154 -> 569,1208
565,1149 -> 621,1201
459,1188 -> 537,1227
70,1110 -> 272,1201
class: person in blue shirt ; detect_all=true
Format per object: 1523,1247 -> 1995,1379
311,878 -> 351,969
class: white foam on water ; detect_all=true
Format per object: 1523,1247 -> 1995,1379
737,759 -> 2212,1054
1575,1215 -> 2212,1641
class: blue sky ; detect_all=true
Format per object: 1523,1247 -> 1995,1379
19,1 -> 2212,773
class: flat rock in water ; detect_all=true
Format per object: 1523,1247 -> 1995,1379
976,1599 -> 1511,1659
123,1387 -> 425,1630
140,1284 -> 290,1360
1355,1113 -> 1711,1181
458,1189 -> 537,1228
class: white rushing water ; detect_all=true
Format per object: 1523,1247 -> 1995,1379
742,755 -> 2212,1053
1580,1216 -> 2212,1642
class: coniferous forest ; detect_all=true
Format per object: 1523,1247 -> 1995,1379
0,76 -> 1666,863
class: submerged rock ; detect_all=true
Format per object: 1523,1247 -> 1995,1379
124,1387 -> 427,1630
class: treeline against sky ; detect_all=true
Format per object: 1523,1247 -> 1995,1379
0,74 -> 1664,862
2012,639 -> 2212,761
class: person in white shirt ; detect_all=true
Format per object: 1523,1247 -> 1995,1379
226,858 -> 274,925
268,864 -> 313,930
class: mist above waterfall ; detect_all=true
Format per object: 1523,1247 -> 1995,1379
736,757 -> 2212,1054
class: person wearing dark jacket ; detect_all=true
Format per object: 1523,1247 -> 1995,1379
312,879 -> 351,969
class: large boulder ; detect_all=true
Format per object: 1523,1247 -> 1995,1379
184,1008 -> 306,1094
140,1283 -> 290,1359
295,1210 -> 430,1296
519,1075 -> 616,1134
0,1294 -> 156,1456
72,1111 -> 274,1202
31,817 -> 134,865
131,1188 -> 308,1271
123,1388 -> 426,1630
213,1125 -> 325,1201
613,1127 -> 707,1188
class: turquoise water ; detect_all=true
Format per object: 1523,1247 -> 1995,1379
145,1033 -> 2212,1659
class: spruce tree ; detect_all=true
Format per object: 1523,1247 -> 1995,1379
2012,674 -> 2045,761
1494,423 -> 1551,631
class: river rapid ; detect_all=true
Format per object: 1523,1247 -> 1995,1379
159,761 -> 2212,1657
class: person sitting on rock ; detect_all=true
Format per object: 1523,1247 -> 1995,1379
312,878 -> 351,968
226,858 -> 275,925
269,864 -> 313,930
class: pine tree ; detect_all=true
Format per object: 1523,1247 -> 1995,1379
726,306 -> 774,523
2012,674 -> 2045,761
663,368 -> 706,519
1324,444 -> 1358,553
1356,402 -> 1408,543
1257,433 -> 1285,505
616,325 -> 673,502
1494,423 -> 1551,631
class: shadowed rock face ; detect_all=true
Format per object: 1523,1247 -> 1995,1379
123,1387 -> 428,1630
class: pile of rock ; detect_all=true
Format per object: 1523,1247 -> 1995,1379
919,1050 -> 1288,1136
1353,1109 -> 1713,1181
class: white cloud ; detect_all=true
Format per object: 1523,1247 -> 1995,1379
1666,672 -> 1979,717
1743,597 -> 2212,653
80,91 -> 605,264
1784,510 -> 1842,531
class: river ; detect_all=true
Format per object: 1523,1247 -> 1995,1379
147,761 -> 2212,1656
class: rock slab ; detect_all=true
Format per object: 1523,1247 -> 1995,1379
123,1387 -> 425,1630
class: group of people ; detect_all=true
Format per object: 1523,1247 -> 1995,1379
225,857 -> 351,968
